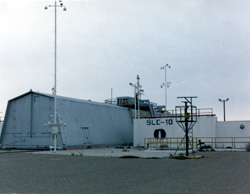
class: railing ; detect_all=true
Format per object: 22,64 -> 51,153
144,137 -> 186,150
193,137 -> 250,149
198,108 -> 214,115
144,137 -> 250,150
165,108 -> 214,116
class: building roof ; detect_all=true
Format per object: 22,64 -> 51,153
9,90 -> 123,109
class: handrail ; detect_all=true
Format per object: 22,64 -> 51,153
165,108 -> 214,116
144,137 -> 250,150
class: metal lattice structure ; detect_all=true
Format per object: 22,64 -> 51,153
174,96 -> 198,156
175,105 -> 197,130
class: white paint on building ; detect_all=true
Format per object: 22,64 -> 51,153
133,116 -> 250,149
216,121 -> 250,137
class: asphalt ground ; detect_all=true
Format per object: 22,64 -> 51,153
0,151 -> 250,194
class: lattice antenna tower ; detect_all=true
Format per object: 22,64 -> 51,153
174,96 -> 198,156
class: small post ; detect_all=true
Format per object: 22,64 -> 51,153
54,133 -> 57,152
111,88 -> 113,104
137,75 -> 140,119
184,102 -> 189,156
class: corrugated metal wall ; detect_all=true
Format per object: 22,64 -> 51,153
58,97 -> 133,148
0,91 -> 133,149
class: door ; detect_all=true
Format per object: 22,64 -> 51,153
81,127 -> 92,145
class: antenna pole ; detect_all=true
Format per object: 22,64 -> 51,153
45,0 -> 67,152
137,75 -> 140,119
54,0 -> 57,152
130,75 -> 144,147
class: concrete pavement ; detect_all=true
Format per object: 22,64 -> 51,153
0,151 -> 250,194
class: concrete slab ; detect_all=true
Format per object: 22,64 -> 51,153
0,149 -> 33,154
30,147 -> 200,158
3,147 -> 246,158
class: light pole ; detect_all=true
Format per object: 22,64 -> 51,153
218,98 -> 229,121
45,0 -> 66,152
160,64 -> 171,112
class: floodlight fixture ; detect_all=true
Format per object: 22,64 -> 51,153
218,98 -> 230,121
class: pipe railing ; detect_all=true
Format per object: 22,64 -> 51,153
144,137 -> 250,150
165,108 -> 214,116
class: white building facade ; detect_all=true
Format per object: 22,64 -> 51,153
133,116 -> 250,149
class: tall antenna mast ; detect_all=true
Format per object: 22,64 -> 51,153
45,1 -> 67,152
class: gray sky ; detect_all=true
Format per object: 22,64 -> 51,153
1,0 -> 250,121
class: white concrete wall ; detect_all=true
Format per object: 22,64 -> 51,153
216,121 -> 250,137
134,117 -> 250,148
216,121 -> 250,149
133,116 -> 217,146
